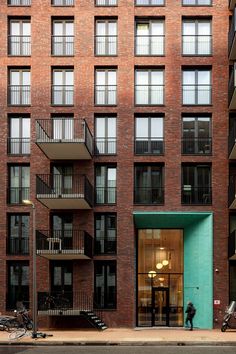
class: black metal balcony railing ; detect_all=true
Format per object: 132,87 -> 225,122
36,174 -> 93,207
96,187 -> 116,204
52,36 -> 74,56
135,139 -> 164,155
95,36 -> 117,55
182,85 -> 211,105
229,67 -> 236,106
8,187 -> 30,204
8,36 -> 31,56
182,35 -> 212,55
36,119 -> 93,156
135,35 -> 164,56
182,137 -> 212,155
134,187 -> 164,204
7,138 -> 30,155
135,0 -> 165,5
96,0 -> 117,5
52,0 -> 74,5
229,175 -> 236,207
181,186 -> 212,205
94,236 -> 116,254
36,230 -> 93,258
135,85 -> 164,105
95,85 -> 117,105
94,138 -> 116,155
8,0 -> 31,5
7,238 -> 29,255
8,85 -> 31,105
51,85 -> 74,105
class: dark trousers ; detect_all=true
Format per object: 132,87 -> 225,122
185,316 -> 193,330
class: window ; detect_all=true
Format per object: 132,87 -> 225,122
96,165 -> 116,204
52,165 -> 73,194
135,116 -> 164,154
7,261 -> 29,310
182,116 -> 211,155
8,116 -> 30,155
95,20 -> 117,56
52,115 -> 74,140
95,69 -> 117,105
182,19 -> 211,55
182,164 -> 212,204
135,69 -> 164,105
182,0 -> 211,5
8,19 -> 31,56
182,69 -> 211,105
96,0 -> 117,5
134,165 -> 164,204
52,20 -> 74,56
95,214 -> 116,254
136,0 -> 165,5
50,262 -> 73,306
52,0 -> 74,5
8,0 -> 31,5
8,214 -> 29,255
52,214 -> 73,249
135,20 -> 164,56
52,69 -> 74,105
8,69 -> 31,106
8,165 -> 30,204
95,116 -> 116,155
94,261 -> 116,309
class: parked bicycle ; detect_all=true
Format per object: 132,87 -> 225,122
0,308 -> 33,339
42,292 -> 70,311
221,301 -> 236,332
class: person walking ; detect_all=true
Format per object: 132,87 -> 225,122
185,301 -> 196,330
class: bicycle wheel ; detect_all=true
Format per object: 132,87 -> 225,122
9,327 -> 26,340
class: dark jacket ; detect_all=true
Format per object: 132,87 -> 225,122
185,302 -> 195,319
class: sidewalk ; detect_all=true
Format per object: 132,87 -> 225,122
1,328 -> 236,346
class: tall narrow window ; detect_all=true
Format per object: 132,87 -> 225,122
8,69 -> 31,106
135,20 -> 164,56
52,69 -> 74,105
95,20 -> 117,56
96,165 -> 116,204
135,69 -> 164,105
52,165 -> 73,195
8,214 -> 29,255
182,19 -> 211,55
182,116 -> 211,154
7,262 -> 29,310
182,164 -> 212,204
8,116 -> 30,155
182,69 -> 211,105
9,19 -> 31,56
94,261 -> 116,309
95,69 -> 117,105
9,165 -> 30,204
134,165 -> 164,204
52,20 -> 74,56
52,214 -> 73,249
135,116 -> 164,154
52,116 -> 74,140
95,116 -> 116,154
95,214 -> 117,254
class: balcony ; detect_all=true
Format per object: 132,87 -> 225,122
182,137 -> 212,155
134,187 -> 164,204
7,238 -> 29,255
134,139 -> 164,155
8,85 -> 31,106
36,174 -> 93,209
7,187 -> 30,205
36,230 -> 93,259
135,35 -> 164,56
7,138 -> 30,155
52,36 -> 74,56
229,0 -> 236,10
36,119 -> 93,160
229,65 -> 236,109
229,231 -> 236,259
229,8 -> 236,60
51,85 -> 73,106
95,36 -> 117,56
181,186 -> 212,205
8,36 -> 31,56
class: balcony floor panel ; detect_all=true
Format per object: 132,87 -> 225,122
37,250 -> 91,260
36,141 -> 92,160
36,196 -> 92,209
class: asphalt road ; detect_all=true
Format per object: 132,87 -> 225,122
0,346 -> 236,354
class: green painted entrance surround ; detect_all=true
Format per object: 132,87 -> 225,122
133,211 -> 213,329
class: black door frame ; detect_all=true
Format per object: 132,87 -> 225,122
152,286 -> 169,327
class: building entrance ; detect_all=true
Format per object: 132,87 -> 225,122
152,287 -> 169,326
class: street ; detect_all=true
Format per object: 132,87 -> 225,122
0,346 -> 236,354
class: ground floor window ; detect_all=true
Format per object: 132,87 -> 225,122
7,261 -> 29,310
94,261 -> 116,309
137,229 -> 183,327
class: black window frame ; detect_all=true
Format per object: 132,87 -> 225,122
7,213 -> 30,255
7,261 -> 29,310
94,261 -> 117,309
94,213 -> 117,255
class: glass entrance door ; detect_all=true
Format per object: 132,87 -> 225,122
152,287 -> 169,326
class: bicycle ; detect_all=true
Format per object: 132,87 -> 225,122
0,309 -> 33,340
43,292 -> 70,311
